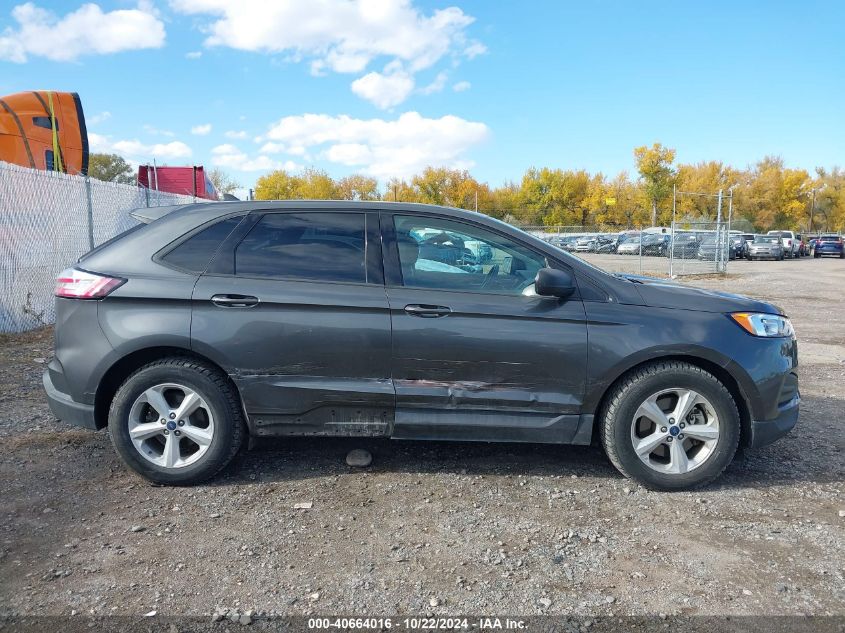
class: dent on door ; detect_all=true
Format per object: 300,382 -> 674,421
388,288 -> 590,444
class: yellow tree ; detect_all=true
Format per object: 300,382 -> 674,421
383,178 -> 419,202
412,166 -> 481,209
813,167 -> 845,232
297,167 -> 338,199
634,143 -> 676,226
337,174 -> 380,200
254,169 -> 302,200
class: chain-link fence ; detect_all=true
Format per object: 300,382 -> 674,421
0,161 -> 197,333
520,223 -> 731,277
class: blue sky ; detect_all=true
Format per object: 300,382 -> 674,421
1,0 -> 842,189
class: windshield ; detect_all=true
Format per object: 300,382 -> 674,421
754,236 -> 779,244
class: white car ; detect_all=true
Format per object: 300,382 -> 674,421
767,230 -> 799,258
617,238 -> 641,255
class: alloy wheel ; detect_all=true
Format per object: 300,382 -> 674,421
127,383 -> 215,469
629,388 -> 720,475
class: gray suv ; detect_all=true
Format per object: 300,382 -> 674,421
44,202 -> 800,490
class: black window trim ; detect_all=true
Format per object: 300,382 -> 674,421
210,208 -> 375,286
380,210 -> 582,300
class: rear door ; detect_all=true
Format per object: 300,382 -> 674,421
190,210 -> 393,437
381,212 -> 589,444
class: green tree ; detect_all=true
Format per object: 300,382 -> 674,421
88,153 -> 134,184
634,143 -> 676,226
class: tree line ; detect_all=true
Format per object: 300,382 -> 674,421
253,144 -> 843,233
89,145 -> 845,233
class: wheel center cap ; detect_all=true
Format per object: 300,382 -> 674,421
669,425 -> 681,437
166,421 -> 177,431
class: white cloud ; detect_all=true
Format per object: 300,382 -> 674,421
191,123 -> 212,135
463,41 -> 487,59
419,71 -> 448,95
89,132 -> 192,162
169,0 -> 484,107
143,124 -> 175,137
0,2 -> 165,63
258,142 -> 285,154
351,66 -> 415,109
211,144 -> 297,172
87,111 -> 111,125
452,80 -> 471,92
224,130 -> 248,139
185,50 -> 202,59
261,111 -> 489,179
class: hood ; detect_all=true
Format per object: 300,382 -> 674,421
616,274 -> 782,314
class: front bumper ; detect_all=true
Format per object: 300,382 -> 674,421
43,368 -> 97,430
748,393 -> 799,449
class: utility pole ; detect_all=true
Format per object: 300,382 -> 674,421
809,188 -> 816,233
474,189 -> 478,212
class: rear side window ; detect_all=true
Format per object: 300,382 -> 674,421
234,212 -> 366,283
162,216 -> 242,272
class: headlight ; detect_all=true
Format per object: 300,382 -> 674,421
730,312 -> 794,337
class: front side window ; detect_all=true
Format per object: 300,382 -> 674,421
393,215 -> 546,295
235,212 -> 366,283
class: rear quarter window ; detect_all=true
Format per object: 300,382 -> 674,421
161,216 -> 243,273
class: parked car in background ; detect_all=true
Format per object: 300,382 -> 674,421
595,238 -> 619,254
44,200 -> 799,491
795,234 -> 807,256
641,233 -> 670,256
767,230 -> 799,258
748,235 -> 784,260
697,235 -> 738,261
670,232 -> 701,259
617,236 -> 642,255
549,235 -> 579,252
813,234 -> 844,258
575,234 -> 617,253
732,235 -> 750,260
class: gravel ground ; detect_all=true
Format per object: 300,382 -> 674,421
1,257 -> 843,622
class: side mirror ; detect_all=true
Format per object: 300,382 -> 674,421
534,267 -> 575,298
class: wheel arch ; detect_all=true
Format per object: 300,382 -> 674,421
94,346 -> 241,429
589,354 -> 753,448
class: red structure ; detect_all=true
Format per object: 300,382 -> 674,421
138,165 -> 218,200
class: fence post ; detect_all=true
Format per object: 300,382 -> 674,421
669,221 -> 675,277
84,176 -> 95,250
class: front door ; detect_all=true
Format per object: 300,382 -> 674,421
191,210 -> 393,437
382,213 -> 589,444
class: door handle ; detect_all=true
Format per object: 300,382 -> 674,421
211,294 -> 259,308
404,304 -> 451,318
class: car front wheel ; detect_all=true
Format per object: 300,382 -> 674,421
108,357 -> 245,485
599,361 -> 740,491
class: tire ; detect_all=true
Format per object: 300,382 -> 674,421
599,361 -> 741,491
108,357 -> 246,485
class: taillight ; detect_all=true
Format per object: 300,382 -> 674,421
55,268 -> 125,299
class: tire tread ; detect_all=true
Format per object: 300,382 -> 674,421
598,360 -> 740,490
108,356 -> 245,485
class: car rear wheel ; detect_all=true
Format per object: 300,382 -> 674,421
108,357 -> 245,485
599,361 -> 740,491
